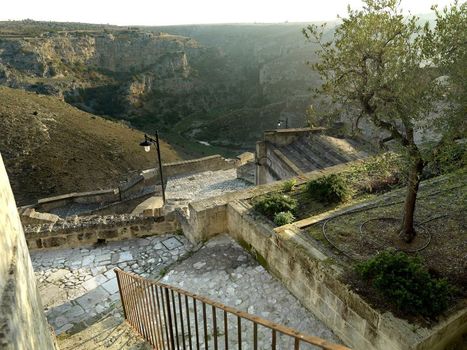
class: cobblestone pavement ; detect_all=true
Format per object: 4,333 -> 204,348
165,168 -> 251,202
161,235 -> 342,349
30,234 -> 193,335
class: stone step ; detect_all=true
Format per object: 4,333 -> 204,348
57,314 -> 151,350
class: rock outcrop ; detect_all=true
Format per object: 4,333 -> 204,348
0,22 -> 325,152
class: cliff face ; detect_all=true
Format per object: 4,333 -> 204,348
0,30 -> 195,84
93,32 -> 195,73
0,22 -> 325,155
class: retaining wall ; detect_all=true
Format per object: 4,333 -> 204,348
162,155 -> 236,177
24,154 -> 236,218
180,163 -> 467,350
24,213 -> 180,250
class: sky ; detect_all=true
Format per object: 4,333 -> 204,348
0,0 -> 459,26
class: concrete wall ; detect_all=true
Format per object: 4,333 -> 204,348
162,154 -> 236,178
24,212 -> 180,250
0,155 -> 56,349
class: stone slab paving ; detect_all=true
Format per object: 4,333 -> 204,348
165,168 -> 252,202
161,235 -> 343,350
30,234 -> 193,335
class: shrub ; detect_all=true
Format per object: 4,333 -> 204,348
281,178 -> 296,192
356,250 -> 456,318
253,193 -> 297,221
306,174 -> 352,203
273,211 -> 295,226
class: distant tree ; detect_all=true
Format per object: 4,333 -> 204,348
425,1 -> 466,149
303,0 -> 465,243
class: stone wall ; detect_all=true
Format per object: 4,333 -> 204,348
162,154 -> 236,178
24,212 -> 180,250
23,154 -> 236,218
35,188 -> 120,213
180,162 -> 467,350
236,161 -> 255,184
0,154 -> 56,349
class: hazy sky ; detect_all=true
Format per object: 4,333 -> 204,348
1,0 -> 459,26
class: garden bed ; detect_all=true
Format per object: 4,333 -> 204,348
251,153 -> 403,223
307,168 -> 466,324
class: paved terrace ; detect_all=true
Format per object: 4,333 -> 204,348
30,168 -> 342,347
31,234 -> 192,335
31,234 -> 340,348
165,168 -> 251,202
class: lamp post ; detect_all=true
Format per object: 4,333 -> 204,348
277,117 -> 288,129
140,132 -> 166,203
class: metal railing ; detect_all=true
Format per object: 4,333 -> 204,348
115,269 -> 350,350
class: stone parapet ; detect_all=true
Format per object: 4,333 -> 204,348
24,213 -> 180,250
161,154 -> 236,178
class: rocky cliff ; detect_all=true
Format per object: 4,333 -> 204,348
0,21 -> 325,155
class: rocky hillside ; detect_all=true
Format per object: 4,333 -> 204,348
0,86 -> 180,205
0,21 -> 327,155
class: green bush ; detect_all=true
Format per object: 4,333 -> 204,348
273,211 -> 295,226
356,250 -> 456,318
253,193 -> 297,221
282,178 -> 297,192
306,174 -> 352,203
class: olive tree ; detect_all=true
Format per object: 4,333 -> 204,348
303,0 -> 465,242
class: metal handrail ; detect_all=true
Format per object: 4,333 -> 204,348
115,269 -> 350,350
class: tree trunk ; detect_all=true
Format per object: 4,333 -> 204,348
400,156 -> 424,243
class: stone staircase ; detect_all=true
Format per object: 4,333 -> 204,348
278,135 -> 367,173
57,313 -> 151,350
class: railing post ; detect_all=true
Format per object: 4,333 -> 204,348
114,269 -> 128,320
165,288 -> 176,350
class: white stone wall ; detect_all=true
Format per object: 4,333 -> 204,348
0,154 -> 56,349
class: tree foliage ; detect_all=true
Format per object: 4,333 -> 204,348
303,0 -> 466,242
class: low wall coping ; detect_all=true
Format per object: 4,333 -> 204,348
162,154 -> 224,167
263,127 -> 325,136
37,188 -> 118,204
119,174 -> 145,192
189,160 -> 364,212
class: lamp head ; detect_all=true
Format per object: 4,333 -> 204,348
139,139 -> 152,152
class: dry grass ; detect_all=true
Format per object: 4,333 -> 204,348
308,168 -> 467,292
0,86 -> 181,204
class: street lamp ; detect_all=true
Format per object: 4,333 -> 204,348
277,118 -> 288,129
139,132 -> 166,203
